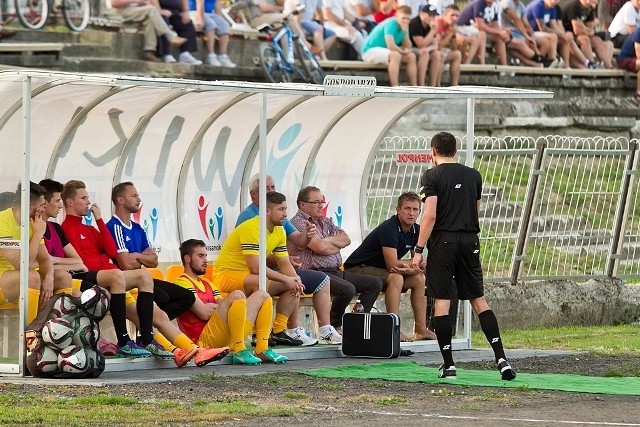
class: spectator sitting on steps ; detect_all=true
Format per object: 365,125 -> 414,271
361,5 -> 417,86
561,0 -> 614,69
323,0 -> 365,60
616,27 -> 640,98
247,0 -> 285,28
408,5 -> 444,87
110,0 -> 188,62
157,0 -> 203,64
189,0 -> 238,66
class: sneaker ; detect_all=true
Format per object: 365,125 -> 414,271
251,334 -> 276,348
256,348 -> 288,364
270,330 -> 303,346
162,54 -> 177,63
206,53 -> 222,66
318,325 -> 342,345
232,348 -> 262,365
167,32 -> 187,47
194,346 -> 230,367
173,347 -> 198,368
497,358 -> 516,381
587,61 -> 598,70
179,52 -> 203,65
116,340 -> 152,358
143,340 -> 175,360
548,57 -> 561,69
438,364 -> 457,379
97,337 -> 117,356
286,327 -> 318,346
541,57 -> 554,68
218,54 -> 237,68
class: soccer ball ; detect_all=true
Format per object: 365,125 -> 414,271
41,318 -> 74,350
80,286 -> 110,321
29,345 -> 60,375
72,316 -> 100,348
84,348 -> 106,378
48,294 -> 79,321
58,345 -> 88,374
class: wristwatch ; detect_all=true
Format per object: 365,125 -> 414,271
414,245 -> 424,254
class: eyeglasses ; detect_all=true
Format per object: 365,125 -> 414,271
304,200 -> 326,207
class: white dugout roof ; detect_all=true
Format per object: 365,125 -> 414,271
0,70 -> 552,263
0,71 -> 551,374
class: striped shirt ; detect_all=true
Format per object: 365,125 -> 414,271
213,216 -> 288,274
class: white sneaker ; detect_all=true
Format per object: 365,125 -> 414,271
162,54 -> 177,63
206,53 -> 222,66
218,54 -> 236,68
286,327 -> 317,346
179,52 -> 203,65
318,325 -> 342,345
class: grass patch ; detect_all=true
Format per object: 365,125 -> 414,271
375,396 -> 407,405
472,324 -> 640,355
430,388 -> 468,397
283,391 -> 308,399
0,393 -> 300,425
191,371 -> 217,382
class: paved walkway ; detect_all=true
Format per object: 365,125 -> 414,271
1,348 -> 578,386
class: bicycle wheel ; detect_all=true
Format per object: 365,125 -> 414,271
62,0 -> 90,31
259,43 -> 291,83
294,41 -> 325,85
14,0 -> 49,30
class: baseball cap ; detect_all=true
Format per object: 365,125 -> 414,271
420,4 -> 439,15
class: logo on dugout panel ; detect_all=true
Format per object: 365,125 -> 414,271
198,195 -> 223,251
133,205 -> 161,253
321,199 -> 343,229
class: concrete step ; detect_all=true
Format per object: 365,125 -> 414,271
61,43 -> 112,58
61,56 -> 264,81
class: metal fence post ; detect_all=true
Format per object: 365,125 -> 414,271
510,138 -> 546,284
609,140 -> 638,278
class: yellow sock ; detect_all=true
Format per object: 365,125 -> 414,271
53,287 -> 73,296
272,312 -> 288,334
244,319 -> 254,337
154,332 -> 176,352
27,288 -> 40,325
174,333 -> 197,350
255,297 -> 273,354
227,299 -> 247,353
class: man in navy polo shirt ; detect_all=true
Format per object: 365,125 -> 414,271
344,192 -> 436,342
617,27 -> 640,99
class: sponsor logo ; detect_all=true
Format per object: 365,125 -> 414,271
133,205 -> 161,253
491,337 -> 500,344
197,195 -> 224,251
396,153 -> 433,164
0,240 -> 21,248
455,184 -> 461,189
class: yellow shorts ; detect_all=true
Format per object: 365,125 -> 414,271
125,290 -> 136,306
214,270 -> 250,293
197,310 -> 230,349
71,279 -> 82,291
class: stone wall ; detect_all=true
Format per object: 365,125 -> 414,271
390,279 -> 640,335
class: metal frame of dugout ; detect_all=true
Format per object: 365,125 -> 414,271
0,70 -> 553,376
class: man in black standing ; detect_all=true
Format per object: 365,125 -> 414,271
411,131 -> 516,381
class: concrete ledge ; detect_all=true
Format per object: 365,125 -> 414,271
0,42 -> 64,53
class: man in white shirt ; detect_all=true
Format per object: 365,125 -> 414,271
609,0 -> 640,48
323,0 -> 365,57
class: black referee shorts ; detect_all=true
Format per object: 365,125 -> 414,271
425,232 -> 484,300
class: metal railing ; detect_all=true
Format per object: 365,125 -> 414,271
365,135 -> 640,283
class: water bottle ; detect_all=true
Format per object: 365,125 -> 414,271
352,299 -> 364,313
304,313 -> 313,337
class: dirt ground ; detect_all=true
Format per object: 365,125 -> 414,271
4,353 -> 640,426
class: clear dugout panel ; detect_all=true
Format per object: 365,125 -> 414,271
311,97 -> 419,258
180,92 -> 302,259
116,90 -> 242,264
0,75 -> 28,373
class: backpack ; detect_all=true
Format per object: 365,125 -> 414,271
25,286 -> 109,379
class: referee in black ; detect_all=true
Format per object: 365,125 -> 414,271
411,131 -> 516,381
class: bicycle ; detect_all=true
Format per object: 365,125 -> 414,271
257,9 -> 325,84
12,0 -> 91,31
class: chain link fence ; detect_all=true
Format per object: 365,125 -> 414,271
365,135 -> 640,283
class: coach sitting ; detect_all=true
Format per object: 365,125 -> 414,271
344,192 -> 436,342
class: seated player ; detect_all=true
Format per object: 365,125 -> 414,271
0,182 -> 77,326
175,239 -> 287,364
